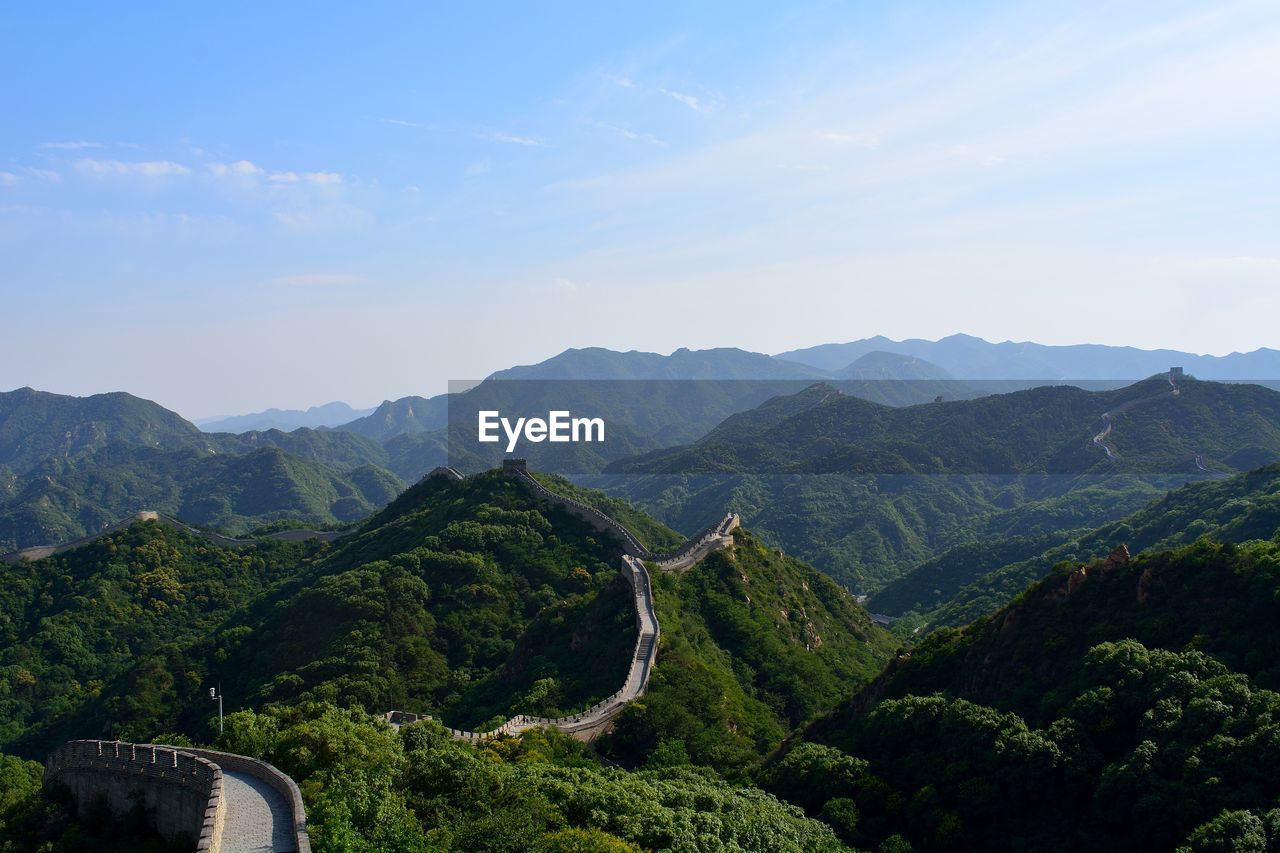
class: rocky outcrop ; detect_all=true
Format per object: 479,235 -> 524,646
1101,543 -> 1131,573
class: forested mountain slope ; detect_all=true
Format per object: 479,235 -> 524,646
0,388 -> 405,551
2,468 -> 892,786
600,376 -> 1280,591
875,461 -> 1280,624
601,528 -> 895,775
768,535 -> 1280,851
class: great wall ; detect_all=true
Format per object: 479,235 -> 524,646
26,460 -> 738,851
44,739 -> 310,853
383,458 -> 739,741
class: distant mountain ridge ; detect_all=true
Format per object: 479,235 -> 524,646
835,350 -> 954,381
777,332 -> 1280,379
194,401 -> 374,433
489,346 -> 831,381
0,387 -> 405,551
329,347 -> 965,475
610,374 -> 1280,477
597,375 -> 1280,590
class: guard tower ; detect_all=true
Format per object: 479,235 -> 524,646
502,458 -> 529,474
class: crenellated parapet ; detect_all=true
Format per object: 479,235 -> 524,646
43,740 -> 310,853
45,739 -> 225,852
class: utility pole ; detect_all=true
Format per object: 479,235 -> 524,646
210,685 -> 223,734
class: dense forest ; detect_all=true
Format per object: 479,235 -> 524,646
879,462 -> 1280,628
784,536 -> 1280,851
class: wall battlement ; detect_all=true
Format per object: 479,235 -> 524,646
45,740 -> 224,852
44,740 -> 310,853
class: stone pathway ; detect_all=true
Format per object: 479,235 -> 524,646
220,770 -> 295,852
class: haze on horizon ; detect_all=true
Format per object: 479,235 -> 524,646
2,1 -> 1277,419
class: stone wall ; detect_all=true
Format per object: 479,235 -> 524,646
44,740 -> 224,852
171,747 -> 310,853
387,552 -> 661,744
505,463 -> 652,557
384,466 -> 741,745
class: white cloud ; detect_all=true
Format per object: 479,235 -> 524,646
206,161 -> 343,185
75,158 -> 191,176
41,140 -> 102,150
486,131 -> 542,146
659,88 -> 709,112
379,117 -> 431,129
207,160 -> 264,177
0,171 -> 18,186
465,160 -> 492,177
267,170 -> 343,184
593,122 -> 665,145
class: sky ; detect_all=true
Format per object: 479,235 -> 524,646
1,1 -> 1278,419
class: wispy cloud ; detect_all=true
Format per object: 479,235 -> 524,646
207,160 -> 264,178
593,122 -> 665,146
486,131 -> 542,146
659,88 -> 709,113
378,117 -> 431,129
267,170 -> 343,185
0,171 -> 19,186
76,158 -> 190,176
41,140 -> 102,150
207,161 -> 343,185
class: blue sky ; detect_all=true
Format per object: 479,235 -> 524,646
2,1 -> 1278,418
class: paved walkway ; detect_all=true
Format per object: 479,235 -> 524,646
220,770 -> 295,852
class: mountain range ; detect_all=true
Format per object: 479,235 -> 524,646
4,368 -> 1280,850
777,332 -> 1280,380
194,401 -> 375,434
596,375 -> 1280,591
